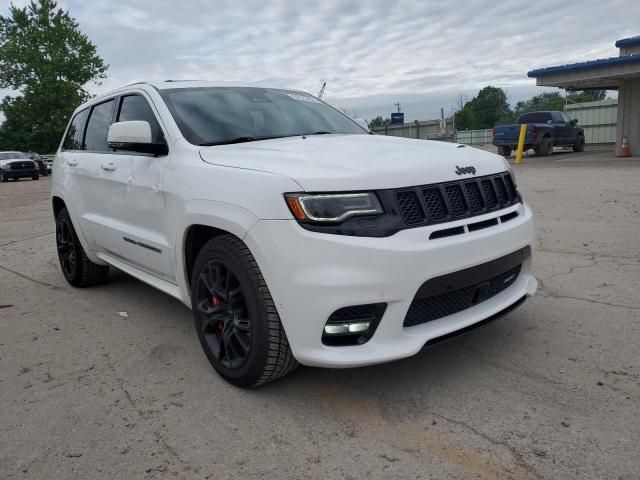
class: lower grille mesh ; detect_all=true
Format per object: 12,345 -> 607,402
404,265 -> 522,327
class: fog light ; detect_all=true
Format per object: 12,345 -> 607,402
324,321 -> 370,335
322,303 -> 387,347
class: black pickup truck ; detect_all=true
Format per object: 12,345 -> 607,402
492,111 -> 585,157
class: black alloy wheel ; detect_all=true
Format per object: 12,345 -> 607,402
191,235 -> 298,387
56,213 -> 78,281
55,207 -> 109,287
195,260 -> 252,370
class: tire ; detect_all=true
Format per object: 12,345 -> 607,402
32,174 -> 39,180
191,234 -> 298,387
538,137 -> 553,156
573,135 -> 585,152
498,146 -> 512,157
0,171 -> 6,182
55,207 -> 109,287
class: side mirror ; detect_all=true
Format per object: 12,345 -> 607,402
572,118 -> 578,124
107,121 -> 168,155
353,118 -> 370,131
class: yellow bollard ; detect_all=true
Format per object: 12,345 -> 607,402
515,123 -> 527,165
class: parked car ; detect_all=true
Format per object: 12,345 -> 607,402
0,151 -> 39,182
492,111 -> 585,157
41,155 -> 54,173
27,152 -> 48,176
52,81 -> 537,386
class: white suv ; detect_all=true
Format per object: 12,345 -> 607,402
52,81 -> 537,386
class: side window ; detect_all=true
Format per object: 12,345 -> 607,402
63,109 -> 89,150
84,100 -> 115,151
117,95 -> 165,144
552,112 -> 564,123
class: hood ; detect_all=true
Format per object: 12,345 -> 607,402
199,134 -> 508,191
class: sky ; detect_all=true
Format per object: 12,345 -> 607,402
1,0 -> 639,121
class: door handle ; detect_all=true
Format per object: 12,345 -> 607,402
101,162 -> 116,172
67,159 -> 78,167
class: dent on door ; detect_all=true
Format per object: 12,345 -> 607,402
99,155 -> 175,282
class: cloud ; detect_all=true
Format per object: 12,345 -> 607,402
1,0 -> 638,119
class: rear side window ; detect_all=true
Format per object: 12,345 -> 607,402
63,109 -> 89,150
518,112 -> 551,124
84,100 -> 115,151
117,95 -> 164,144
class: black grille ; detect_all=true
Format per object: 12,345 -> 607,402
9,161 -> 34,171
445,184 -> 468,217
480,179 -> 498,209
394,172 -> 519,228
395,190 -> 425,225
494,176 -> 509,206
464,182 -> 484,212
328,304 -> 378,323
404,264 -> 522,327
422,188 -> 448,221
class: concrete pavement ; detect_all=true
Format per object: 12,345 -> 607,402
1,150 -> 638,479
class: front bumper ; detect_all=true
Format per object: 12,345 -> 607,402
2,169 -> 38,179
246,201 -> 537,368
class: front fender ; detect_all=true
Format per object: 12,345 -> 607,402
175,199 -> 260,299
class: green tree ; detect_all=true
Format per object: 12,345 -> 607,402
567,89 -> 607,103
0,0 -> 107,152
513,90 -> 608,120
513,92 -> 565,120
368,115 -> 390,128
455,86 -> 513,130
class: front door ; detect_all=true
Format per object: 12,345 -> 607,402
96,93 -> 175,282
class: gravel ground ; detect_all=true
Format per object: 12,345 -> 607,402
1,149 -> 639,479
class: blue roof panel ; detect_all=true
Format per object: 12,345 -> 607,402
615,36 -> 640,48
528,54 -> 640,77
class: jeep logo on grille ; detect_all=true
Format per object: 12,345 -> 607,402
455,165 -> 476,175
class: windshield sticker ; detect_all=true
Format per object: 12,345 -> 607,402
288,93 -> 321,103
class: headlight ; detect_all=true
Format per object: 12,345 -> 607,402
285,192 -> 383,223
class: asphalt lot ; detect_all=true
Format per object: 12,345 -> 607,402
1,149 -> 639,479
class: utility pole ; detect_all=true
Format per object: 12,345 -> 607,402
394,102 -> 401,113
318,81 -> 327,101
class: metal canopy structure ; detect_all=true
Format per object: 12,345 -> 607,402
527,55 -> 640,90
528,36 -> 640,155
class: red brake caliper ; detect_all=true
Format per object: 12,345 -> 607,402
211,295 -> 224,332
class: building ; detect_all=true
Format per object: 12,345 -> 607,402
528,35 -> 640,156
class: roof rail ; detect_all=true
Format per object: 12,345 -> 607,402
163,79 -> 204,83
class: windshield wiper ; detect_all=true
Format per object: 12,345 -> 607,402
199,136 -> 259,146
200,135 -> 299,146
309,131 -> 333,135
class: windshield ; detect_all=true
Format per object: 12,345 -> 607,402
160,87 -> 367,146
0,152 -> 28,160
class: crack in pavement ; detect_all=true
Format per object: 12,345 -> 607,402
101,352 -> 188,468
538,291 -> 640,311
436,414 -> 545,480
0,263 -> 62,290
0,231 -> 54,247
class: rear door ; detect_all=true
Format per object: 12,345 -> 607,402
57,107 -> 104,249
77,99 -> 118,249
96,93 -> 175,281
552,112 -> 571,144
